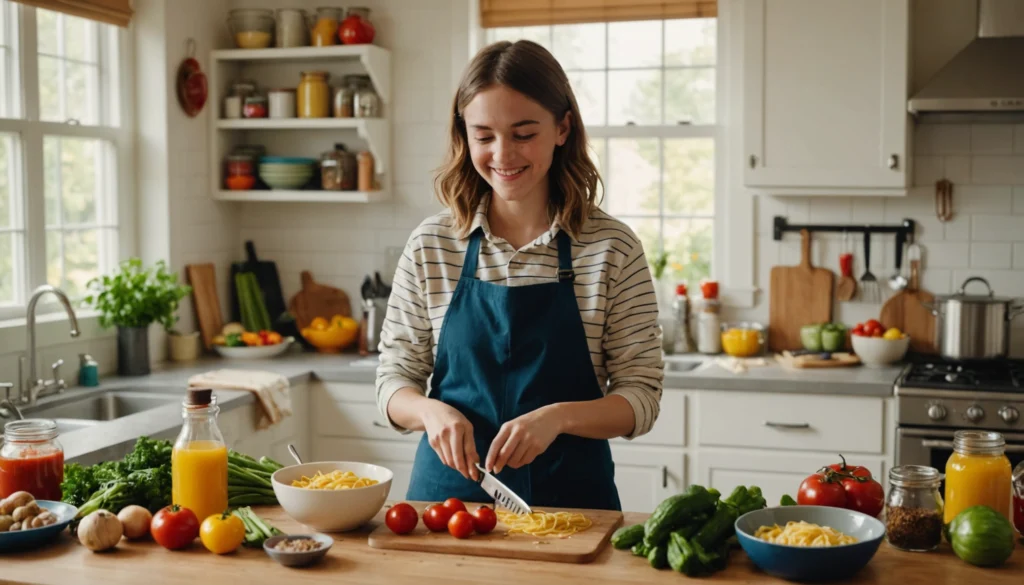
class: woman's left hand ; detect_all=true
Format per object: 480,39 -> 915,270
485,405 -> 563,473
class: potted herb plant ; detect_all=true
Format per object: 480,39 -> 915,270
84,259 -> 192,376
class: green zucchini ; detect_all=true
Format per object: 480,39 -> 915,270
643,485 -> 717,547
693,501 -> 740,550
631,541 -> 651,557
669,533 -> 703,577
647,544 -> 668,569
610,524 -> 644,550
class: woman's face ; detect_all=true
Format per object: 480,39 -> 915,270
462,85 -> 570,205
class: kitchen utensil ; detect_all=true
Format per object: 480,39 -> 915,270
768,230 -> 834,351
367,501 -> 624,564
936,179 -> 954,222
775,351 -> 860,369
880,245 -> 937,354
288,443 -> 304,465
288,271 -> 352,329
360,275 -> 373,300
836,232 -> 857,302
263,533 -> 333,567
272,461 -> 392,532
735,506 -> 884,582
860,228 -> 880,303
185,263 -> 223,350
850,335 -> 910,367
359,299 -> 380,357
474,463 -> 532,515
888,230 -> 908,291
374,271 -> 392,298
229,241 -> 286,327
213,337 -> 294,359
923,277 -> 1024,360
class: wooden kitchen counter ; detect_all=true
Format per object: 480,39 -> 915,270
1,507 -> 1021,585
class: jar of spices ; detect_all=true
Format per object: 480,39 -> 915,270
275,8 -> 307,48
297,71 -> 330,118
333,75 -> 360,118
310,7 -> 341,46
0,420 -> 64,500
353,75 -> 381,118
696,280 -> 721,354
945,430 -> 1012,524
357,150 -> 374,192
268,88 -> 296,118
885,465 -> 944,552
242,95 -> 268,118
320,148 -> 343,191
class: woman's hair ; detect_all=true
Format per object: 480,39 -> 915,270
434,40 -> 602,238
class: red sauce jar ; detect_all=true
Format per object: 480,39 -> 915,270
0,420 -> 64,501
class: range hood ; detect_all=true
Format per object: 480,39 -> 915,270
908,0 -> 1024,114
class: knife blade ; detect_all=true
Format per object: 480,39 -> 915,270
475,464 -> 532,515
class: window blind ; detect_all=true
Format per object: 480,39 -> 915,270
11,0 -> 132,27
480,0 -> 716,28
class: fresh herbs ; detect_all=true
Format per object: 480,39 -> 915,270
84,258 -> 192,331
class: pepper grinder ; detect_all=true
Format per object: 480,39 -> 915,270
671,284 -> 695,354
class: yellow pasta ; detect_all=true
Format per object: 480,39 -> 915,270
754,521 -> 858,547
496,510 -> 592,538
290,470 -> 380,490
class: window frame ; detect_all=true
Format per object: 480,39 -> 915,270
0,1 -> 134,320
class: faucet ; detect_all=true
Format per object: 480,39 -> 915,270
0,382 -> 22,422
19,285 -> 80,405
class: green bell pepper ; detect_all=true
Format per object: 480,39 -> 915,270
821,323 -> 846,352
800,324 -> 823,351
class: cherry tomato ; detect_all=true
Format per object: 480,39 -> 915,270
448,510 -> 475,539
797,473 -> 847,508
470,506 -> 497,534
852,324 -> 866,336
442,497 -> 467,514
385,503 -> 419,535
423,503 -> 454,532
827,455 -> 872,479
841,476 -> 885,517
199,512 -> 245,554
865,319 -> 882,332
151,504 -> 200,550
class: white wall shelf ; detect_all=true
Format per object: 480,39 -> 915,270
213,190 -> 389,203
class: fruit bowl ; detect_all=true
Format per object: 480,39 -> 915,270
214,337 -> 294,359
850,334 -> 910,366
301,326 -> 358,353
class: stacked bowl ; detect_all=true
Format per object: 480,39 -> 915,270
259,157 -> 316,190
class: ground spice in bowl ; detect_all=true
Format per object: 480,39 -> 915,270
885,505 -> 943,551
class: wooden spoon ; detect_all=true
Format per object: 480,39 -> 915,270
836,232 -> 857,302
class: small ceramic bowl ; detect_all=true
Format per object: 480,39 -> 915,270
263,533 -> 333,567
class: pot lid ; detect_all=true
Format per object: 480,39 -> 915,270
935,276 -> 1018,303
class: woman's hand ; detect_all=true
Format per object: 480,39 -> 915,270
421,400 -> 480,481
485,405 -> 563,473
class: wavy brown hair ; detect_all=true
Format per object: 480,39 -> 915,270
434,40 -> 602,238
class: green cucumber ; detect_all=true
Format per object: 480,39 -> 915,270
643,485 -> 718,547
610,524 -> 645,550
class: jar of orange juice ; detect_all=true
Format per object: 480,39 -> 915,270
944,430 -> 1012,524
172,389 -> 228,523
310,7 -> 341,46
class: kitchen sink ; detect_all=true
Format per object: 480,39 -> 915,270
664,360 -> 705,373
53,418 -> 100,434
25,390 -> 182,422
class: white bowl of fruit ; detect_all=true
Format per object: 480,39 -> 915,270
850,320 -> 910,366
213,322 -> 293,359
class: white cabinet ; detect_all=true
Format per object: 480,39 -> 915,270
743,0 -> 910,194
611,446 -> 686,514
219,381 -> 311,463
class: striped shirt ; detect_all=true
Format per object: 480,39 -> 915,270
375,196 -> 665,439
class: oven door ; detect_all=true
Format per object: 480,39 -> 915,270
898,427 -> 1024,472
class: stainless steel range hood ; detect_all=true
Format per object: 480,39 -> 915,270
908,0 -> 1024,114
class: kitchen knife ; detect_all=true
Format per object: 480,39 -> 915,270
475,464 -> 532,515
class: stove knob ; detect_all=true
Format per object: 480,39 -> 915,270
966,405 -> 985,423
927,404 -> 947,421
999,406 -> 1019,424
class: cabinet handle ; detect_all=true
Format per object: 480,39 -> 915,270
763,421 -> 810,430
888,154 -> 899,170
749,154 -> 758,169
372,421 -> 388,429
661,465 -> 668,488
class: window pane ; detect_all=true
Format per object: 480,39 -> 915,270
665,68 -> 715,125
36,8 -> 59,55
66,61 -> 99,124
664,218 -> 712,285
61,228 -> 98,298
665,19 -> 716,66
487,25 -> 551,50
608,69 -> 661,125
38,55 -> 62,122
607,138 -> 660,216
664,138 -> 714,216
0,134 -> 10,229
45,230 -> 61,287
64,14 -> 97,62
0,232 -> 14,304
552,23 -> 605,70
567,71 -> 605,127
588,138 -> 606,203
619,217 -> 660,263
609,21 -> 661,68
43,136 -> 59,225
46,136 -> 99,225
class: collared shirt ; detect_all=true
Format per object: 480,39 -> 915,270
375,196 -> 664,439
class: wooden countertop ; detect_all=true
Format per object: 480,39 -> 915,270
0,507 -> 1021,585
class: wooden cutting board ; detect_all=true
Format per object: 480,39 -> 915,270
367,502 -> 624,564
776,351 -> 860,369
288,270 -> 353,329
769,230 -> 834,351
185,263 -> 222,350
880,258 -> 936,354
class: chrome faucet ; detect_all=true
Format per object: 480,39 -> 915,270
0,382 -> 23,421
19,285 -> 80,405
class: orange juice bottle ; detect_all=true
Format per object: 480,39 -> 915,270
172,389 -> 228,523
944,430 -> 1012,524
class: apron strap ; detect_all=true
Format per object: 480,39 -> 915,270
461,229 -> 483,280
556,230 -> 574,282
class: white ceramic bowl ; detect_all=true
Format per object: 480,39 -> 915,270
850,334 -> 910,366
213,337 -> 293,359
272,461 -> 393,532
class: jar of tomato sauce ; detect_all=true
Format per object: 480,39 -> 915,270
945,430 -> 1011,524
0,420 -> 64,501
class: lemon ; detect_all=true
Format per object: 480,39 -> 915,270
882,327 -> 903,340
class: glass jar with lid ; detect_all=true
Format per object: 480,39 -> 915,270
333,75 -> 361,118
0,419 -> 64,500
945,430 -> 1012,524
310,7 -> 341,46
297,71 -> 330,118
172,389 -> 228,524
885,465 -> 944,552
352,75 -> 381,118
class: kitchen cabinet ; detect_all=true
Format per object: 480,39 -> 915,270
743,0 -> 910,194
219,382 -> 311,463
611,445 -> 686,513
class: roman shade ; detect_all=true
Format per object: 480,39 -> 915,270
480,0 -> 716,28
11,0 -> 132,27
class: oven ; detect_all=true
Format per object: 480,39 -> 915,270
898,427 -> 1024,474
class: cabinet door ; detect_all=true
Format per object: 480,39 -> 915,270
743,0 -> 909,191
610,446 -> 686,513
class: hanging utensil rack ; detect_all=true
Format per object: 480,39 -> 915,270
772,217 -> 916,241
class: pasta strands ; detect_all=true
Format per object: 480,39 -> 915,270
291,470 -> 380,490
496,510 -> 592,538
754,521 -> 857,547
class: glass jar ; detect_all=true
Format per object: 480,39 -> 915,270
242,95 -> 268,118
297,71 -> 330,118
333,75 -> 360,118
275,8 -> 307,48
225,154 -> 255,178
172,389 -> 228,523
339,6 -> 376,45
0,419 -> 64,500
945,430 -> 1012,524
310,7 -> 341,46
886,465 -> 944,552
230,79 -> 258,100
353,75 -> 381,118
320,148 -> 344,191
720,321 -> 766,358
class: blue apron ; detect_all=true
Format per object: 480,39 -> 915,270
406,228 -> 621,511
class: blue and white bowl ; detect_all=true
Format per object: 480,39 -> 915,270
0,500 -> 77,552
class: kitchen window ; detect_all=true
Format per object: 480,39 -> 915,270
0,0 -> 129,318
485,17 -> 717,285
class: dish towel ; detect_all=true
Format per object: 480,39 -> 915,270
187,369 -> 292,429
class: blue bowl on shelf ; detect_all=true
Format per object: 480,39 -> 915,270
0,500 -> 77,552
734,506 -> 885,582
260,156 -> 317,165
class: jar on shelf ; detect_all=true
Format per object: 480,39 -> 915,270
696,280 -> 721,354
225,154 -> 255,178
945,430 -> 1012,524
242,95 -> 268,118
275,8 -> 307,48
268,88 -> 296,118
353,75 -> 381,118
886,465 -> 944,552
333,75 -> 360,118
310,7 -> 341,47
357,150 -> 374,192
0,419 -> 64,500
297,71 -> 330,118
339,7 -> 376,45
230,79 -> 258,100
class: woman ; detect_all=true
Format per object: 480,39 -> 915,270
376,40 -> 664,511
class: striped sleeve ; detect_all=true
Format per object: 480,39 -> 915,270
376,229 -> 436,431
601,231 -> 664,439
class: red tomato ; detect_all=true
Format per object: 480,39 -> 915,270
448,511 -> 475,539
442,497 -> 467,514
423,503 -> 454,532
865,319 -> 882,332
851,324 -> 866,336
827,455 -> 872,479
841,476 -> 885,517
470,506 -> 497,534
797,473 -> 847,508
151,505 -> 200,550
871,330 -> 883,338
385,503 -> 419,535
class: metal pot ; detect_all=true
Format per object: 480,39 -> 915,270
924,277 -> 1024,360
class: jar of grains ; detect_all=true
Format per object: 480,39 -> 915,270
885,465 -> 944,552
